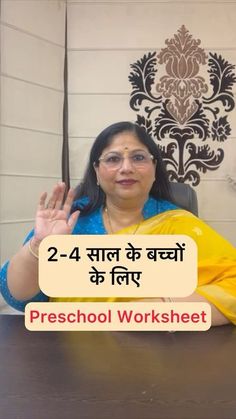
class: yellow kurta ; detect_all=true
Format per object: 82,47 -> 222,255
52,210 -> 236,324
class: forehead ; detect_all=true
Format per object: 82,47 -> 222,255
104,132 -> 148,152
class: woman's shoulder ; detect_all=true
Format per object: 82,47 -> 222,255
72,199 -> 106,235
71,196 -> 89,211
143,196 -> 178,219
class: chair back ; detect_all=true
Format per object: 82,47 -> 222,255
169,182 -> 198,216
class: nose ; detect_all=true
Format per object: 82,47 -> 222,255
119,156 -> 134,173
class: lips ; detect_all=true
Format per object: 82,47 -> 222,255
116,179 -> 137,185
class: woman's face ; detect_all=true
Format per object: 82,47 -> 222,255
94,132 -> 156,205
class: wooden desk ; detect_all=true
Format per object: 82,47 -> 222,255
0,315 -> 235,419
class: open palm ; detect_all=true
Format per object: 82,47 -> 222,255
34,183 -> 80,242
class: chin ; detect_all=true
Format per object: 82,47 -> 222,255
117,191 -> 142,201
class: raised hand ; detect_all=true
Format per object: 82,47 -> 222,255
33,182 -> 80,244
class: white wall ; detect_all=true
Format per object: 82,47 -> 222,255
0,0 -> 66,312
0,0 -> 66,265
67,0 -> 236,245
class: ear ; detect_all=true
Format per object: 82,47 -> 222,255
93,162 -> 100,185
153,160 -> 157,182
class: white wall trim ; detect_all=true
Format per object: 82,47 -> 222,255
0,124 -> 63,137
1,73 -> 63,93
0,21 -> 64,48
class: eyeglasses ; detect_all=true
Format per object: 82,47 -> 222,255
98,151 -> 154,170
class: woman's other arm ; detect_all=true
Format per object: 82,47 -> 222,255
173,292 -> 229,327
140,293 -> 229,327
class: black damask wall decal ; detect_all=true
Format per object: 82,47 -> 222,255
129,26 -> 236,186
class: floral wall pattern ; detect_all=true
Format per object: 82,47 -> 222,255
129,25 -> 236,186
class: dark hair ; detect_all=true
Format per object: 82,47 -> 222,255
73,121 -> 172,215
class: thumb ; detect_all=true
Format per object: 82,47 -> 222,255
68,210 -> 80,230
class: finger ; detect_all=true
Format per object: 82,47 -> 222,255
68,210 -> 80,230
54,182 -> 66,210
62,188 -> 75,216
47,184 -> 62,209
37,192 -> 47,211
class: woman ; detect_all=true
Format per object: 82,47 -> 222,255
1,122 -> 236,326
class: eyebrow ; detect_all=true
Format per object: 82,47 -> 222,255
105,148 -> 148,154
